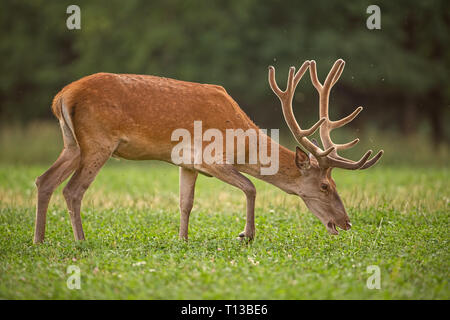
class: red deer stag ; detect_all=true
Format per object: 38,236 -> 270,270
34,59 -> 382,243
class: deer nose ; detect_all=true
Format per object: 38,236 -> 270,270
336,217 -> 352,230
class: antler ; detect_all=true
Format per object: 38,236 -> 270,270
268,62 -> 334,161
309,59 -> 383,169
268,59 -> 383,170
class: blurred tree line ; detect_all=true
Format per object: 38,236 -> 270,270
0,0 -> 449,144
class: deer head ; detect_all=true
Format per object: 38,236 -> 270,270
268,59 -> 383,235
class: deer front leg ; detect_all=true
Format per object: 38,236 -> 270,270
239,185 -> 256,240
194,163 -> 256,240
179,167 -> 198,240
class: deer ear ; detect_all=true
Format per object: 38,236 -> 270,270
295,146 -> 311,170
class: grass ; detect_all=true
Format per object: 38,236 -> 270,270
0,161 -> 448,299
0,121 -> 448,299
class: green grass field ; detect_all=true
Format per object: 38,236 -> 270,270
0,161 -> 448,299
0,122 -> 448,299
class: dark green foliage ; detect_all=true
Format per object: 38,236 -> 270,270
0,1 -> 449,142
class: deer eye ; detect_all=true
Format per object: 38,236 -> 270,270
320,183 -> 329,192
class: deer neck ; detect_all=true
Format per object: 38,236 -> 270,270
236,140 -> 300,195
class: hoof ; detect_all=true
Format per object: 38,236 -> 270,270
238,231 -> 254,241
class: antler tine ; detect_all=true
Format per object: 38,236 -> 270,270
268,61 -> 311,100
323,59 -> 344,90
326,150 -> 373,170
335,138 -> 359,150
293,61 -> 311,88
268,66 -> 283,97
331,60 -> 345,86
332,149 -> 384,170
309,60 -> 322,90
358,150 -> 384,169
310,59 -> 345,92
330,106 -> 363,129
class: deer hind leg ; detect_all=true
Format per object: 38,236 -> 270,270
34,146 -> 81,243
179,167 -> 198,240
62,145 -> 112,241
194,163 -> 256,240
